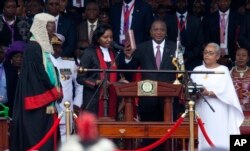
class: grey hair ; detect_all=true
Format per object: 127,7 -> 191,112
206,42 -> 221,55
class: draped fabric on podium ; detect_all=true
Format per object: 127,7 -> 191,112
10,42 -> 61,151
191,65 -> 244,150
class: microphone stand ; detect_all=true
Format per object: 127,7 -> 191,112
84,48 -> 123,118
103,70 -> 108,117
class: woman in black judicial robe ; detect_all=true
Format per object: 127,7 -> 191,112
77,24 -> 125,119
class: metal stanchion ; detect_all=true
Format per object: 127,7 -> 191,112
188,100 -> 195,151
64,101 -> 71,141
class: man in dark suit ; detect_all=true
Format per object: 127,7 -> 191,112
46,0 -> 77,57
120,19 -> 176,122
238,9 -> 250,52
110,0 -> 154,45
204,0 -> 241,69
120,18 -> 178,151
166,0 -> 204,70
77,1 -> 100,47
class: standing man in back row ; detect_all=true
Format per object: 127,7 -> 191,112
204,0 -> 241,69
110,0 -> 154,46
46,0 -> 77,57
166,0 -> 204,70
77,1 -> 101,48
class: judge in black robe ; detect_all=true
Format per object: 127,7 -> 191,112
10,13 -> 61,151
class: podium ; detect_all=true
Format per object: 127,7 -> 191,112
114,80 -> 182,122
97,80 -> 197,150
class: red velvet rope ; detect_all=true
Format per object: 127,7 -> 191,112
116,116 -> 185,151
197,117 -> 215,147
27,115 -> 61,151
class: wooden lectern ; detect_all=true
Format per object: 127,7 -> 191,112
114,80 -> 182,122
97,80 -> 197,144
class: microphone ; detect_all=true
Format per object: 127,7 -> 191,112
111,41 -> 124,50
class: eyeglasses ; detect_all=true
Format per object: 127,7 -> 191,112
203,51 -> 216,56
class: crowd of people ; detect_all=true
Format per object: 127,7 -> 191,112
0,0 -> 250,151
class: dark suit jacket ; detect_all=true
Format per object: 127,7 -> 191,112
110,0 -> 153,45
77,20 -> 101,44
166,13 -> 204,70
238,11 -> 250,52
57,15 -> 77,57
119,39 -> 176,118
204,10 -> 241,61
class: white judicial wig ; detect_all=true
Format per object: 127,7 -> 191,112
30,13 -> 56,53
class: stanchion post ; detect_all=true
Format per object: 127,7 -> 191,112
188,100 -> 195,151
64,101 -> 71,141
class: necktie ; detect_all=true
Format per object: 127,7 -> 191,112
89,24 -> 95,42
179,15 -> 185,29
220,13 -> 226,56
123,5 -> 129,34
55,18 -> 58,32
155,45 -> 161,70
220,13 -> 226,44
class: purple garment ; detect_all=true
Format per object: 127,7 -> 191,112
5,41 -> 26,60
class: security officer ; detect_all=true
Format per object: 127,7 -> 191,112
51,33 -> 83,143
